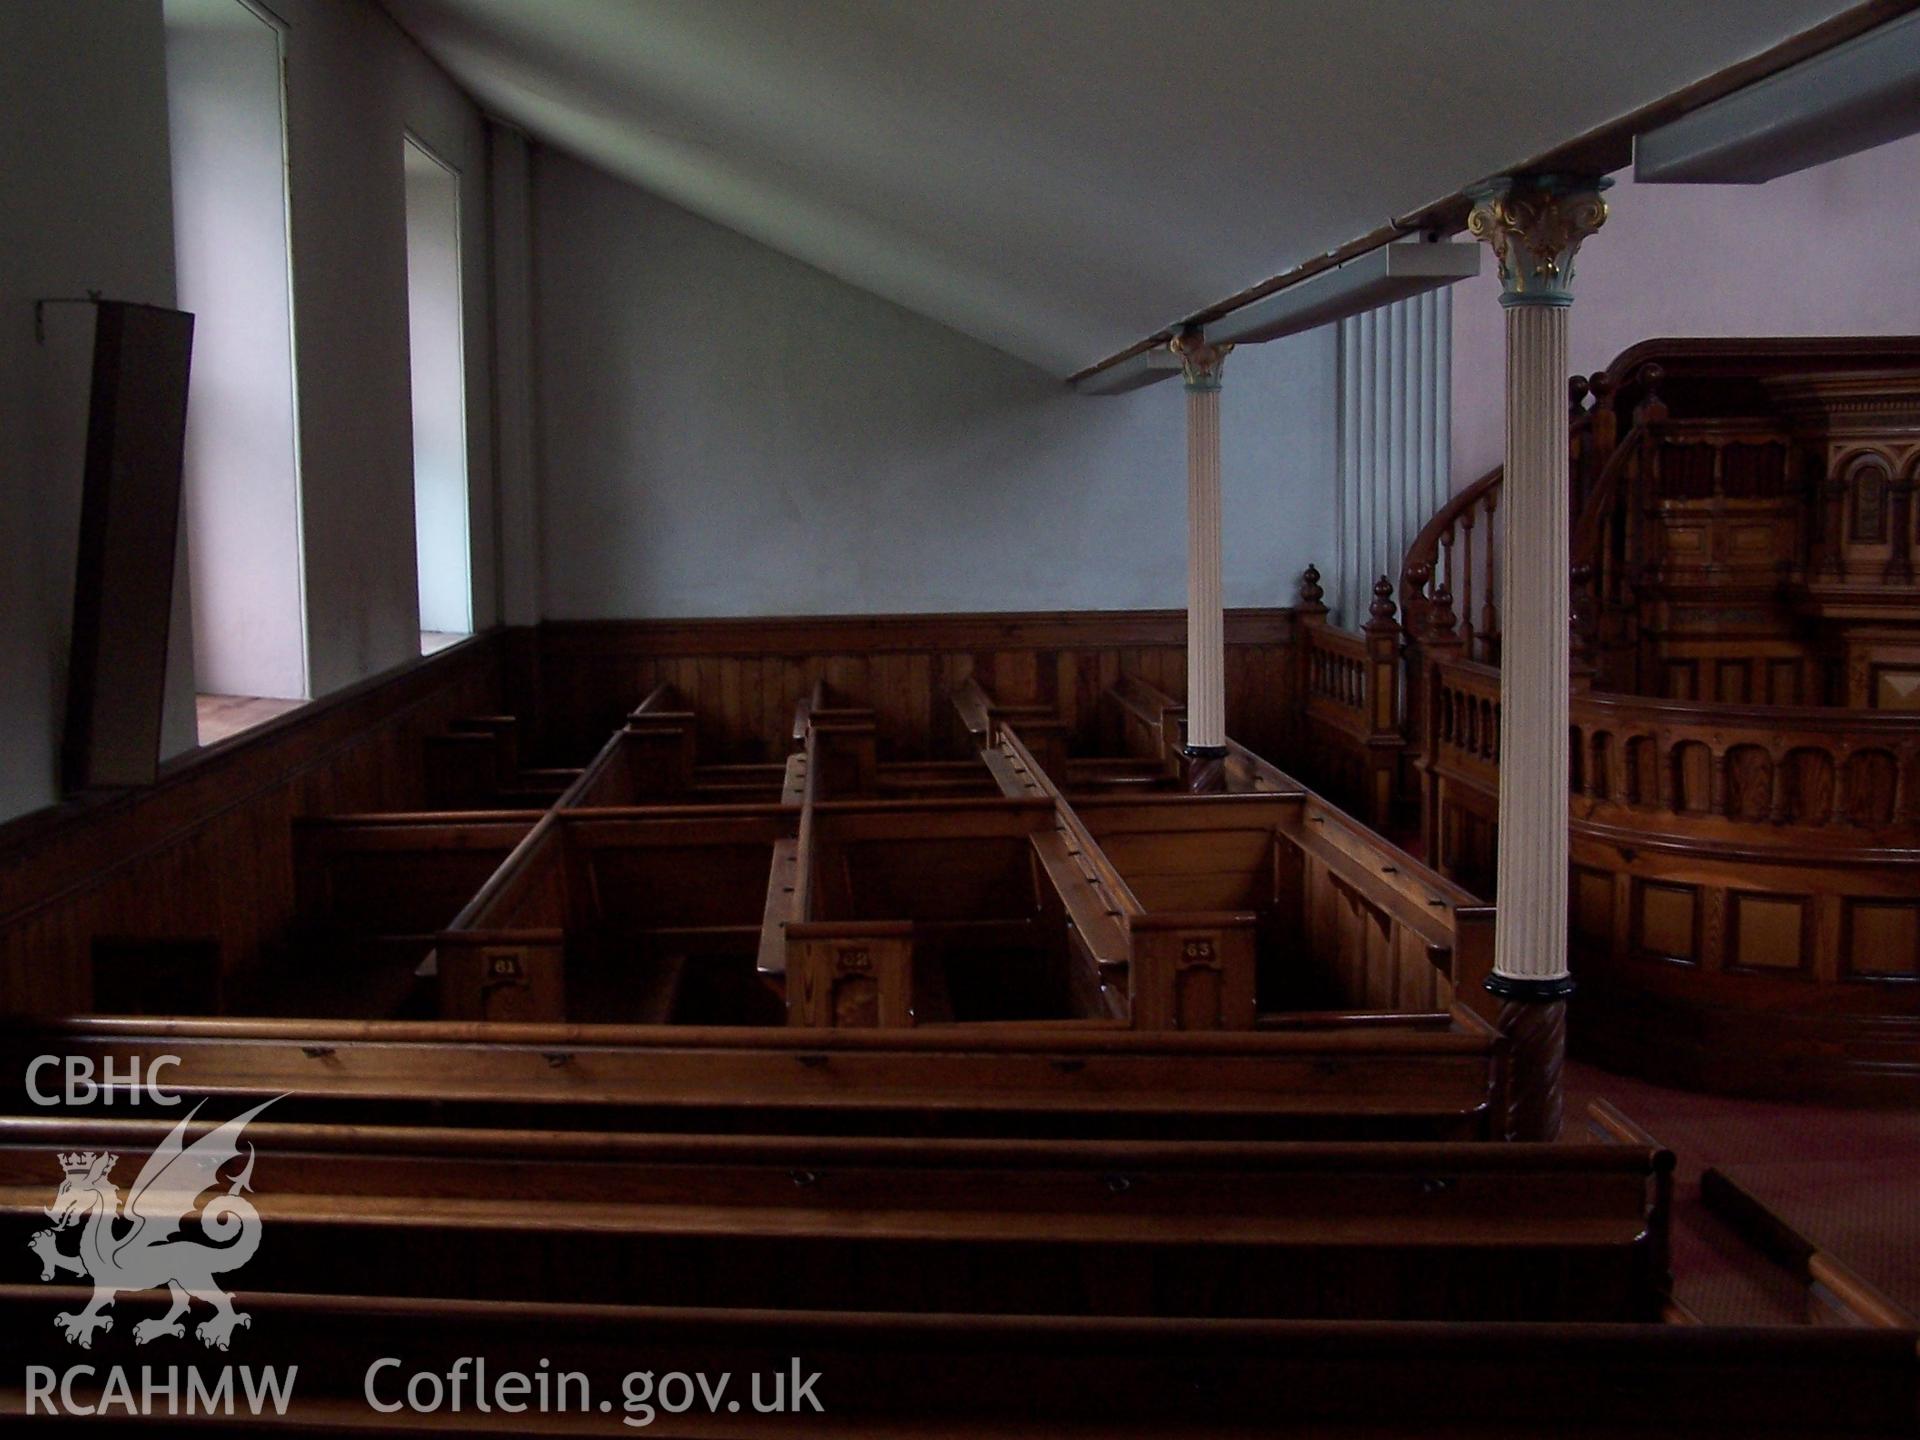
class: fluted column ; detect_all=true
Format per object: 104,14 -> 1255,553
1467,175 -> 1608,1141
1171,329 -> 1232,789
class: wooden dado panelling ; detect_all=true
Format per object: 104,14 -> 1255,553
528,610 -> 1300,766
1419,649 -> 1920,1102
0,636 -> 508,1016
1568,835 -> 1920,1104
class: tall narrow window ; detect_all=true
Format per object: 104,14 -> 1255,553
165,0 -> 309,728
403,136 -> 473,650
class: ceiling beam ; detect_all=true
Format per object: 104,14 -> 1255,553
1633,10 -> 1920,182
1067,0 -> 1920,387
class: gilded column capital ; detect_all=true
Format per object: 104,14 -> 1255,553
1466,174 -> 1610,308
1169,329 -> 1232,391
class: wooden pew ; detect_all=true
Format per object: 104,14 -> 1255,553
951,674 -> 1073,780
788,796 -> 1102,1026
276,811 -> 541,1018
567,686 -> 786,806
952,677 -> 1490,1034
794,683 -> 996,801
435,806 -> 793,1025
799,679 -> 878,797
1086,678 -> 1497,1018
2,1285 -> 1912,1437
424,713 -> 579,810
292,813 -> 541,941
0,1016 -> 1508,1140
0,1119 -> 1674,1322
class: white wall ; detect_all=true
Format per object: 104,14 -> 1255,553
166,0 -> 308,700
531,150 -> 1336,620
1453,131 -> 1920,481
0,0 -> 499,826
403,137 -> 473,636
488,123 -> 542,628
274,0 -> 496,694
0,0 -> 195,825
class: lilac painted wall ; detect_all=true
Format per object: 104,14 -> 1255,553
1452,131 -> 1920,483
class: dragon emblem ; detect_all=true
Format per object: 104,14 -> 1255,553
28,1098 -> 278,1350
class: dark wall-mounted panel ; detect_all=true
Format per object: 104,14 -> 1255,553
62,302 -> 194,791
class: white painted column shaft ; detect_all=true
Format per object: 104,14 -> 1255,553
1492,302 -> 1571,981
1186,381 -> 1226,750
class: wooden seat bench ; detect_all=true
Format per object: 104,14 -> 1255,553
0,1015 -> 1505,1139
0,1119 -> 1670,1320
266,812 -> 545,1019
2,1285 -> 1913,1437
428,805 -> 795,1024
425,714 -> 580,810
954,680 -> 1494,1031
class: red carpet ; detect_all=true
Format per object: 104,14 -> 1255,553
1563,1059 -> 1920,1325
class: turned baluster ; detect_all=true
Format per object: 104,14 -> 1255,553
1298,563 -> 1329,713
1364,576 -> 1401,742
1570,563 -> 1599,690
1459,507 -> 1476,662
1586,370 -> 1619,493
1480,489 -> 1501,660
1401,560 -> 1432,643
1568,375 -> 1591,506
1425,578 -> 1459,647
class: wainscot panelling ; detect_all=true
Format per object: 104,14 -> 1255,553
527,609 -> 1301,768
0,636 -> 506,1015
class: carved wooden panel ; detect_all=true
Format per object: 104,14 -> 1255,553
1572,867 -> 1614,949
1634,881 -> 1698,965
1783,748 -> 1835,825
1849,455 -> 1891,543
1843,901 -> 1920,981
1872,666 -> 1920,711
787,928 -> 914,1027
1128,920 -> 1257,1031
1727,893 -> 1810,975
1670,741 -> 1712,815
1844,750 -> 1899,826
1766,660 -> 1803,706
1722,745 -> 1772,822
438,940 -> 566,1023
1625,737 -> 1657,805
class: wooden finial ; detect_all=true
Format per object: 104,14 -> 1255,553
1366,575 -> 1397,631
1425,579 -> 1458,640
1632,363 -> 1668,424
1299,564 -> 1327,613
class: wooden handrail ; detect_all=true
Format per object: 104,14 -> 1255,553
1400,460 -> 1501,632
1,1012 -> 1503,1054
1570,418 -> 1656,566
1702,1167 -> 1919,1330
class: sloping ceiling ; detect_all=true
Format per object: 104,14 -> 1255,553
386,0 -> 1866,375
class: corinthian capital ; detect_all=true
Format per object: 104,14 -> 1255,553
1466,174 -> 1610,308
1169,329 -> 1232,391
